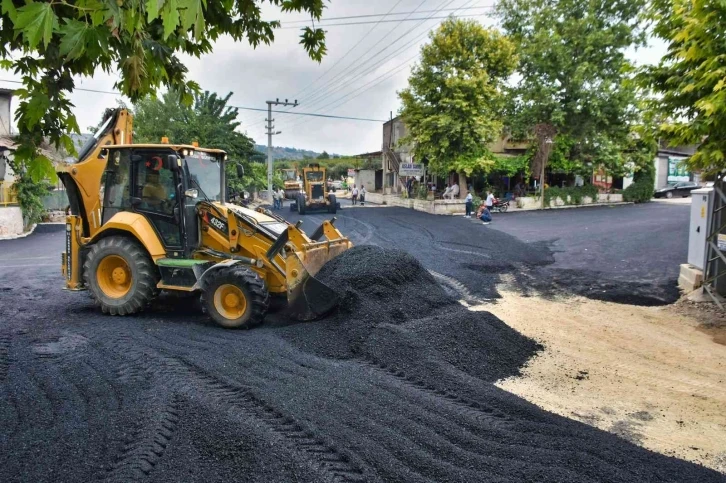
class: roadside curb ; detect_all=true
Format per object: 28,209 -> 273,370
0,222 -> 65,241
506,201 -> 635,214
0,223 -> 37,241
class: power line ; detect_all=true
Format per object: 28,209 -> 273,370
255,0 -> 423,129
280,12 -> 491,28
0,79 -> 384,123
231,105 -> 385,122
290,0 -> 436,109
283,0 -> 465,126
0,79 -> 121,95
289,0 -> 406,101
282,0 -> 481,132
280,5 -> 493,24
252,0 -> 408,127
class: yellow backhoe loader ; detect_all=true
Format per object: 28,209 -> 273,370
57,109 -> 351,328
289,163 -> 339,215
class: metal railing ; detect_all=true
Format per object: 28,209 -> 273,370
0,182 -> 18,207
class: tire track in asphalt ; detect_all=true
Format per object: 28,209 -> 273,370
107,335 -> 367,483
358,357 -> 514,424
0,331 -> 10,381
385,216 -> 492,258
103,395 -> 181,482
427,270 -> 490,305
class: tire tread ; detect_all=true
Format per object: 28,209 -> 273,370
83,236 -> 159,316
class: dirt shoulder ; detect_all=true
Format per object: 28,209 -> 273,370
476,291 -> 726,473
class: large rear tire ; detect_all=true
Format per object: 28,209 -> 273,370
297,194 -> 306,215
201,266 -> 269,329
328,194 -> 337,214
84,236 -> 159,316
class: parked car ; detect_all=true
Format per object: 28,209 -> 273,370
654,181 -> 700,198
328,180 -> 343,191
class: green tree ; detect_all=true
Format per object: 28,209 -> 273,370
316,150 -> 330,160
0,0 -> 328,182
640,0 -> 726,173
497,0 -> 646,174
133,89 -> 262,192
398,18 -> 517,175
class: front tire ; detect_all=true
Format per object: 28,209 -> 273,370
201,266 -> 269,329
84,236 -> 159,316
328,194 -> 337,214
666,191 -> 673,199
501,203 -> 509,213
297,194 -> 306,215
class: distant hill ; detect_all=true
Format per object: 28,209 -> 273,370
254,144 -> 340,161
71,133 -> 93,150
66,136 -> 337,162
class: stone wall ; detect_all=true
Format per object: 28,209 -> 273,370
364,193 -> 466,215
516,193 -> 624,210
0,206 -> 23,236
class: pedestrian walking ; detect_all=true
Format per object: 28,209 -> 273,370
272,188 -> 280,210
360,186 -> 366,206
464,192 -> 473,218
277,188 -> 285,209
352,184 -> 359,205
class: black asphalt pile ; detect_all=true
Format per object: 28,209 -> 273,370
280,245 -> 542,382
2,233 -> 723,483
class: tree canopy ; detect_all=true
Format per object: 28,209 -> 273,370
0,0 -> 327,182
398,18 -> 517,176
640,0 -> 726,173
133,89 -> 262,193
497,0 -> 646,174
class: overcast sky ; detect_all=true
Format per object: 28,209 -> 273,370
0,0 -> 667,156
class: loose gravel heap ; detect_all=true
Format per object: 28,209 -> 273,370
1,234 -> 723,483
281,245 -> 541,382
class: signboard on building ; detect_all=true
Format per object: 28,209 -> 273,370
399,163 -> 424,177
347,169 -> 356,177
667,157 -> 690,182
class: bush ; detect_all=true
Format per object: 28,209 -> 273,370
415,184 -> 428,200
623,179 -> 654,203
12,175 -> 51,228
543,185 -> 598,206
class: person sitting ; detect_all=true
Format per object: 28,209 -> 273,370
450,182 -> 460,199
442,183 -> 453,199
476,201 -> 492,225
142,161 -> 168,209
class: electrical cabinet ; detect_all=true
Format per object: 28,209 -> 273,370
688,188 -> 713,270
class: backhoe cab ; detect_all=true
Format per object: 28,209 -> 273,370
289,163 -> 339,215
58,109 -> 351,328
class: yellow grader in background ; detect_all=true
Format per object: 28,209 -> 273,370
56,109 -> 351,328
289,163 -> 339,215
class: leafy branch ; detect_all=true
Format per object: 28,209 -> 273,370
0,0 -> 328,182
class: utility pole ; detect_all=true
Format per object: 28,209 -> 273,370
265,98 -> 299,199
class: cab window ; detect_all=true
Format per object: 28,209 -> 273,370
132,153 -> 176,215
102,149 -> 132,223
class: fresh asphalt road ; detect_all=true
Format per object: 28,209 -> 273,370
281,200 -> 689,304
1,201 -> 716,483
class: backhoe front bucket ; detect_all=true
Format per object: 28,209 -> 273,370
286,240 -> 350,320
